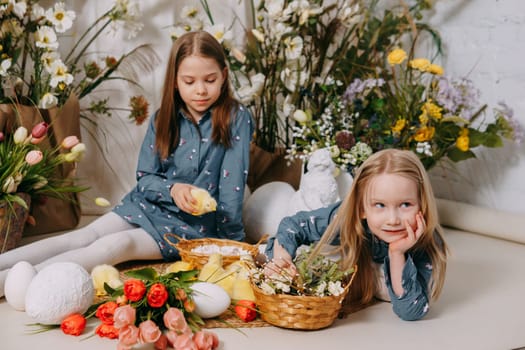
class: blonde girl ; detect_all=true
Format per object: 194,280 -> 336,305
266,149 -> 448,321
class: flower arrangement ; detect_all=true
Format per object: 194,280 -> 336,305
169,0 -> 435,153
252,246 -> 354,297
83,267 -> 220,350
0,0 -> 155,124
0,122 -> 87,251
286,48 -> 524,171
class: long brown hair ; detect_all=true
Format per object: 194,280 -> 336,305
311,149 -> 448,305
155,31 -> 239,159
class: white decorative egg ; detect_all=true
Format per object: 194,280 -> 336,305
25,262 -> 94,325
191,282 -> 231,319
4,261 -> 37,311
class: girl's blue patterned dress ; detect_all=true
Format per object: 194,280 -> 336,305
113,106 -> 254,260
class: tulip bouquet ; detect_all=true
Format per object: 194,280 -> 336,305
0,121 -> 87,220
83,267 -> 220,350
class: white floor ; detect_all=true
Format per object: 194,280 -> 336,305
2,228 -> 525,350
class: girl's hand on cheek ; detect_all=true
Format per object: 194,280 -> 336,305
389,212 -> 426,254
171,183 -> 198,214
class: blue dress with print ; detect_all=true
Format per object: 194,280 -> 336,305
265,202 -> 436,321
113,106 -> 254,260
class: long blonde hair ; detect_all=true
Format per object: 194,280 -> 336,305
312,149 -> 448,305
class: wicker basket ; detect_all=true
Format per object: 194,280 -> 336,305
252,265 -> 357,330
164,233 -> 266,269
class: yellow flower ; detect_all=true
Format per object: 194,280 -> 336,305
392,119 -> 406,133
456,128 -> 470,151
414,126 -> 435,142
409,58 -> 431,72
419,112 -> 429,125
427,63 -> 444,75
421,100 -> 442,120
387,48 -> 407,65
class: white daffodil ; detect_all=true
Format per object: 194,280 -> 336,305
280,65 -> 308,92
204,23 -> 233,47
284,36 -> 303,60
49,60 -> 73,88
46,2 -> 76,33
0,58 -> 12,77
33,176 -> 48,190
38,92 -> 58,109
181,5 -> 200,19
2,176 -> 17,194
35,26 -> 59,50
230,47 -> 246,64
111,0 -> 144,39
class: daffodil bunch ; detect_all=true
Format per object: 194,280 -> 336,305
287,47 -> 523,172
0,0 -> 154,124
0,121 -> 88,217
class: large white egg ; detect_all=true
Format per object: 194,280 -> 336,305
191,282 -> 231,319
4,261 -> 37,311
25,262 -> 94,325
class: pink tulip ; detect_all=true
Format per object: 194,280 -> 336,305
114,305 -> 136,329
30,136 -> 46,144
0,131 -> 4,142
193,330 -> 219,350
61,135 -> 80,149
138,320 -> 162,343
118,324 -> 139,347
172,332 -> 196,350
25,150 -> 43,165
163,307 -> 188,331
31,122 -> 48,139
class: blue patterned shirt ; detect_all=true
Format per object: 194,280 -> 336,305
114,106 -> 254,260
265,202 -> 435,321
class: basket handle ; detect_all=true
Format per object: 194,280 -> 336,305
253,233 -> 269,250
163,233 -> 186,248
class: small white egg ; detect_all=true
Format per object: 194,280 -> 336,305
191,282 -> 231,319
4,261 -> 37,311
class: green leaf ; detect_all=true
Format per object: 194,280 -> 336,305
447,148 -> 476,162
125,267 -> 158,281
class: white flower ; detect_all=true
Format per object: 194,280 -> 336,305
265,0 -> 285,20
38,93 -> 58,109
230,47 -> 246,64
260,281 -> 276,295
315,281 -> 327,296
30,3 -> 46,20
41,52 -> 61,73
11,0 -> 27,19
181,5 -> 200,19
292,109 -> 310,124
280,65 -> 308,92
284,36 -> 303,60
34,26 -> 59,50
33,176 -> 48,190
235,73 -> 265,104
251,29 -> 265,43
170,26 -> 188,41
416,142 -> 433,157
49,61 -> 73,88
111,0 -> 144,39
0,58 -> 12,77
328,280 -> 344,296
204,23 -> 233,47
46,2 -> 76,33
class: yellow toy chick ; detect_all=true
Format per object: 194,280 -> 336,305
190,188 -> 217,216
91,264 -> 123,296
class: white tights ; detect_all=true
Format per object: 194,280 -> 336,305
0,212 -> 162,297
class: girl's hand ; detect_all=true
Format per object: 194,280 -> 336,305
171,183 -> 198,214
264,239 -> 297,278
389,211 -> 426,255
